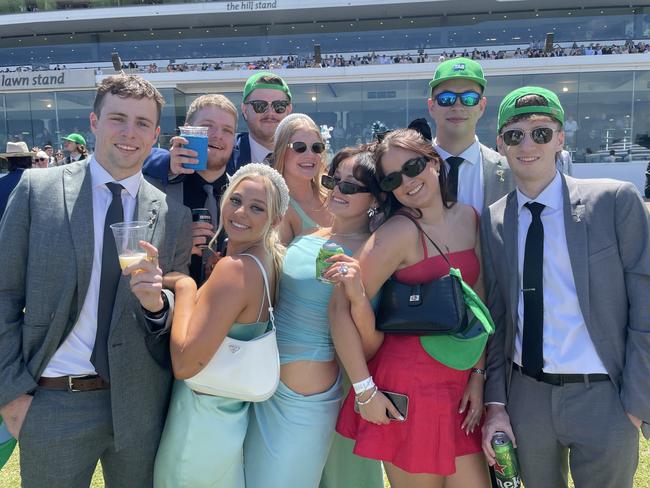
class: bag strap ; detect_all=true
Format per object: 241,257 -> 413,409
395,211 -> 453,268
238,253 -> 275,327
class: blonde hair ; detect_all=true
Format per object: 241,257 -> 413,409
186,94 -> 238,126
209,163 -> 289,279
271,113 -> 328,200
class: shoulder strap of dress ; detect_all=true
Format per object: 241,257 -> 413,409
238,253 -> 274,326
395,211 -> 452,268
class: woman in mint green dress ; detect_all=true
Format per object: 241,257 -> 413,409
244,147 -> 384,488
153,164 -> 289,488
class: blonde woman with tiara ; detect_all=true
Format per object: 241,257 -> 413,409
153,163 -> 289,488
270,113 -> 333,244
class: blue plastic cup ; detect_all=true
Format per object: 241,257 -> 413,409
179,126 -> 208,170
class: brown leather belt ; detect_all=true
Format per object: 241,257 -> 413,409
38,375 -> 110,392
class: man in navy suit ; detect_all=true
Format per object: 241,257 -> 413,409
0,142 -> 34,220
232,71 -> 293,166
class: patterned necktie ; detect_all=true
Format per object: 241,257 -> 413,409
446,156 -> 464,201
522,202 -> 545,378
92,182 -> 124,381
203,183 -> 219,228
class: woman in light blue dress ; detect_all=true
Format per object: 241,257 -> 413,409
244,147 -> 385,488
153,164 -> 290,488
270,113 -> 333,244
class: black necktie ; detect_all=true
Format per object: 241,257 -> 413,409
522,202 -> 545,378
446,156 -> 464,201
203,183 -> 219,228
92,182 -> 124,381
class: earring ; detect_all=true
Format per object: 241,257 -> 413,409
367,206 -> 378,218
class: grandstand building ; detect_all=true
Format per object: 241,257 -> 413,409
1,0 -> 649,187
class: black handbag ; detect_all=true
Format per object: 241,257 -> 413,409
375,214 -> 468,335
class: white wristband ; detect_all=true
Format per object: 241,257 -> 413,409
353,376 -> 375,395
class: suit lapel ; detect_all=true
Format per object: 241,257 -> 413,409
480,146 -> 508,208
110,179 -> 161,332
64,162 -> 94,319
562,175 -> 590,326
503,192 -> 520,347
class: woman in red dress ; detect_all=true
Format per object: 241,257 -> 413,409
331,129 -> 490,488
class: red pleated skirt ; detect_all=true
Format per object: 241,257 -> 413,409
336,334 -> 483,475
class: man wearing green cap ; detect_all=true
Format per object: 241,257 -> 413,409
428,57 -> 513,213
62,132 -> 88,164
234,71 -> 293,166
480,86 -> 650,488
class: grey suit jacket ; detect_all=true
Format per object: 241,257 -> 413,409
481,174 -> 650,435
479,144 -> 515,209
0,161 -> 192,450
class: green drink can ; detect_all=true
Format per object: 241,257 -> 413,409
316,241 -> 344,283
492,432 -> 521,488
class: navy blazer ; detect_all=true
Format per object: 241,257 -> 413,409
0,168 -> 24,221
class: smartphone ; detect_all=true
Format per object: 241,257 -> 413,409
355,390 -> 409,421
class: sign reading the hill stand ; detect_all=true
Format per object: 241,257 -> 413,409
226,0 -> 278,11
0,69 -> 96,92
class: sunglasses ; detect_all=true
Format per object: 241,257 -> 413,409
379,156 -> 429,192
501,127 -> 555,146
434,91 -> 481,107
245,99 -> 290,114
288,141 -> 326,154
35,157 -> 48,162
321,175 -> 370,195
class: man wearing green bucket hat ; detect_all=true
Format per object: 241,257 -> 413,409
481,86 -> 650,488
427,57 -> 513,213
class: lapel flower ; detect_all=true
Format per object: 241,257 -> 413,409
496,168 -> 505,183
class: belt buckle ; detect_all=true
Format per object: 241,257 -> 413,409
67,374 -> 87,392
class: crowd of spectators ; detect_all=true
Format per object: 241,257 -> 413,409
1,40 -> 648,74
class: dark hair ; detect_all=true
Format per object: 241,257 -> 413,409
374,128 -> 452,219
501,94 -> 563,130
329,146 -> 384,207
93,74 -> 165,126
7,155 -> 32,171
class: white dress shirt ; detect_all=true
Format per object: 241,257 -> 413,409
43,157 -> 142,377
248,134 -> 273,164
434,137 -> 485,213
514,171 -> 606,374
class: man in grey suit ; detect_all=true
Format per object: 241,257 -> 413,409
428,57 -> 513,213
0,74 -> 192,487
481,86 -> 650,488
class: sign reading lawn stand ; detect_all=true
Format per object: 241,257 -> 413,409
0,69 -> 96,91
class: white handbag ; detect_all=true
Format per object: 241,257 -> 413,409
184,253 -> 280,402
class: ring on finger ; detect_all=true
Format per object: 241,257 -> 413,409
339,263 -> 349,276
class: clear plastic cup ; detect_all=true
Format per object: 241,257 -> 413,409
110,221 -> 151,271
179,125 -> 208,170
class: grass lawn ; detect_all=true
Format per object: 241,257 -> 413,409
3,438 -> 649,487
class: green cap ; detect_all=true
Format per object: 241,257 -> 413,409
498,86 -> 564,133
62,133 -> 86,146
420,268 -> 495,371
429,57 -> 487,92
0,415 -> 17,470
242,72 -> 292,102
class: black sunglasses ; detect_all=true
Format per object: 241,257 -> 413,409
35,157 -> 48,162
379,156 -> 429,192
321,175 -> 370,195
288,141 -> 326,154
245,99 -> 290,114
501,127 -> 555,146
434,90 -> 481,107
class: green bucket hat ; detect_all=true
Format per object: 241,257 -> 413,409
420,268 -> 495,371
429,57 -> 487,92
62,132 -> 86,146
242,72 -> 292,102
497,86 -> 564,133
0,416 -> 17,470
